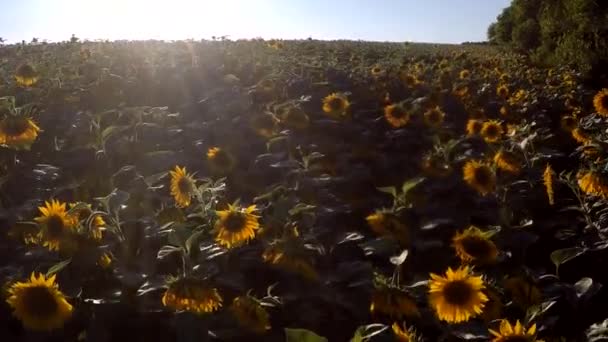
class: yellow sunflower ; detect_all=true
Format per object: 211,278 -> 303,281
207,147 -> 236,174
384,103 -> 410,128
322,93 -> 350,119
365,211 -> 409,246
371,65 -> 384,77
560,116 -> 577,132
15,63 -> 38,87
593,89 -> 608,117
392,322 -> 418,342
493,150 -> 521,175
262,244 -> 318,281
98,252 -> 113,268
169,166 -> 196,208
250,113 -> 278,138
578,170 -> 608,198
423,106 -> 445,128
496,84 -> 509,99
452,226 -> 498,265
571,127 -> 592,144
0,116 -> 41,150
34,200 -> 76,251
231,296 -> 271,334
459,69 -> 471,79
6,273 -> 73,331
428,266 -> 488,323
466,119 -> 483,136
489,320 -> 540,342
280,106 -> 310,130
480,120 -> 503,143
463,160 -> 496,196
68,203 -> 106,240
162,277 -> 223,314
370,287 -> 420,319
215,204 -> 260,248
543,164 -> 555,206
499,106 -> 509,117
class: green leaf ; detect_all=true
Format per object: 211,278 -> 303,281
376,186 -> 397,197
46,259 -> 71,277
401,177 -> 425,196
285,328 -> 328,342
288,203 -> 316,216
101,125 -> 129,142
550,247 -> 586,274
185,230 -> 205,256
350,324 -> 389,342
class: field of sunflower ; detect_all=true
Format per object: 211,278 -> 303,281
1,39 -> 608,341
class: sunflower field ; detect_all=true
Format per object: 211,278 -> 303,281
1,39 -> 608,342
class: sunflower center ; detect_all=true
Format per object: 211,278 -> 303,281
390,107 -> 407,119
328,97 -> 344,111
601,95 -> 608,109
224,212 -> 247,232
473,167 -> 493,186
461,236 -> 494,259
0,118 -> 29,136
484,126 -> 499,137
22,286 -> 59,318
177,176 -> 194,194
442,280 -> 474,305
46,215 -> 65,239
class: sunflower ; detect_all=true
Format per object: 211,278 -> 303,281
322,93 -> 350,119
262,244 -> 318,280
459,69 -> 471,79
494,150 -> 521,175
280,106 -> 310,130
231,296 -> 271,334
207,146 -> 236,174
15,63 -> 38,87
6,273 -> 73,331
371,65 -> 384,77
466,119 -> 483,136
463,160 -> 496,196
560,116 -> 577,132
543,164 -> 555,206
370,287 -> 420,319
489,320 -> 540,342
480,120 -> 503,143
452,226 -> 498,265
68,203 -> 106,240
571,127 -> 592,144
98,252 -> 113,268
384,103 -> 410,128
423,106 -> 445,128
504,276 -> 541,309
162,277 -> 223,314
428,266 -> 488,323
0,116 -> 41,150
499,106 -> 509,117
169,166 -> 196,208
250,113 -> 278,138
34,200 -> 76,251
392,322 -> 419,342
401,73 -> 420,88
453,84 -> 469,98
593,88 -> 608,117
496,84 -> 509,99
215,204 -> 260,248
578,170 -> 608,198
365,211 -> 409,245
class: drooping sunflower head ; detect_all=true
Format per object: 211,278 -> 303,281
322,93 -> 350,119
6,272 -> 73,331
423,106 -> 445,128
15,63 -> 38,87
215,204 -> 260,248
162,277 -> 223,314
262,242 -> 318,281
370,286 -> 420,319
489,320 -> 540,342
365,211 -> 409,246
480,120 -> 504,143
452,226 -> 499,265
68,202 -> 106,240
0,116 -> 41,150
577,170 -> 608,198
384,103 -> 410,128
494,150 -> 521,175
428,266 -> 488,323
207,147 -> 236,174
250,113 -> 278,138
34,200 -> 76,251
496,84 -> 509,99
571,127 -> 592,144
463,160 -> 496,196
466,119 -> 484,136
169,166 -> 196,208
231,296 -> 271,334
593,88 -> 608,117
280,106 -> 310,130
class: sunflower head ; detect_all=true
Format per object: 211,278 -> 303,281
496,84 -> 509,99
162,277 -> 223,314
169,166 -> 196,208
370,286 -> 420,319
463,160 -> 496,196
401,73 -> 420,88
453,84 -> 469,98
428,266 -> 488,323
0,116 -> 41,150
15,63 -> 38,87
262,241 -> 318,281
322,93 -> 350,119
452,226 -> 498,265
6,272 -> 73,331
280,106 -> 310,130
593,88 -> 608,117
34,200 -> 76,251
371,65 -> 384,77
424,106 -> 445,128
68,202 -> 106,240
365,211 -> 409,246
494,150 -> 521,175
384,103 -> 410,128
466,119 -> 483,136
207,147 -> 236,174
560,115 -> 578,132
577,170 -> 608,198
391,322 -> 420,342
480,120 -> 503,143
251,113 -> 278,138
215,204 -> 260,248
489,320 -> 540,342
459,69 -> 471,79
571,127 -> 592,144
543,164 -> 555,206
231,296 -> 271,334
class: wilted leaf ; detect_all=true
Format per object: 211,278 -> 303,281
389,249 -> 409,266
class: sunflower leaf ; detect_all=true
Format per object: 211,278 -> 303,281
46,259 -> 71,277
389,249 -> 409,266
376,186 -> 397,198
550,247 -> 586,274
401,177 -> 424,196
285,328 -> 328,342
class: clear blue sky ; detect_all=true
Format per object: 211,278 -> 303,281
0,0 -> 511,43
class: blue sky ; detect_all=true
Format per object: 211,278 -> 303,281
0,0 -> 511,43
